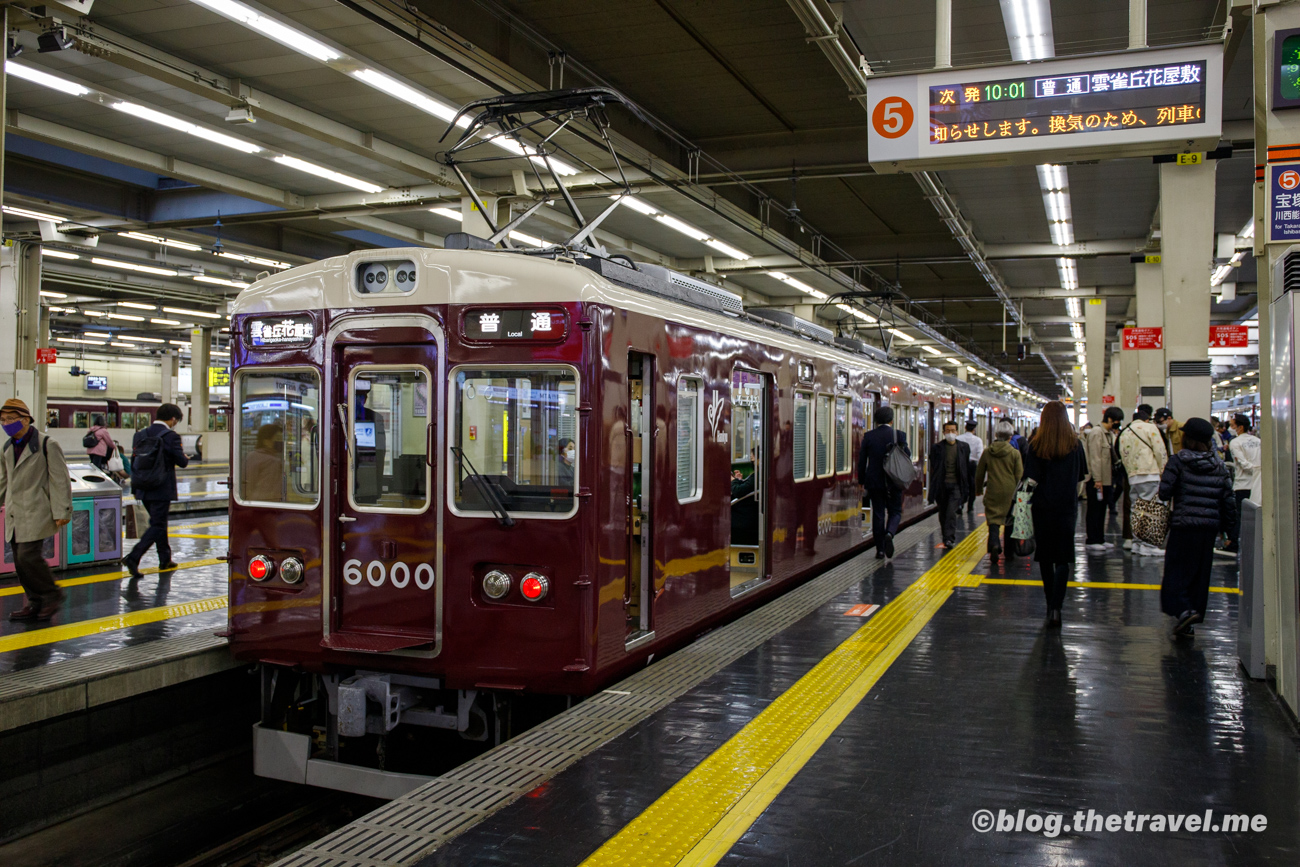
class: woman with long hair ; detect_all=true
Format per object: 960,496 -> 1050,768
1024,401 -> 1088,628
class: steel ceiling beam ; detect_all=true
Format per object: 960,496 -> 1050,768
984,240 -> 1146,259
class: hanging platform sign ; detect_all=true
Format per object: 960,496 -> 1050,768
1121,327 -> 1163,350
867,44 -> 1222,172
1268,163 -> 1300,242
1209,324 -> 1250,348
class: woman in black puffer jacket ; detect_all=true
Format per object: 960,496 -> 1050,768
1158,417 -> 1236,637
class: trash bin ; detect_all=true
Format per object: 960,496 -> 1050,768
64,463 -> 123,567
1238,500 -> 1266,679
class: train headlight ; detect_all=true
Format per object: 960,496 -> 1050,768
280,557 -> 304,585
482,570 -> 511,600
249,555 -> 275,582
519,572 -> 549,602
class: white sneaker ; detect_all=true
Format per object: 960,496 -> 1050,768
1086,543 -> 1108,552
1123,539 -> 1133,550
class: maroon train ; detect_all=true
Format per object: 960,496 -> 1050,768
227,248 -> 1035,785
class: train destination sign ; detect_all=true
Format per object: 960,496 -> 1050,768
247,315 -> 315,348
867,44 -> 1222,172
462,307 -> 567,341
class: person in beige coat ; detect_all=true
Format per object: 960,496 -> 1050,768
975,420 -> 1023,562
0,398 -> 73,621
1082,406 -> 1123,551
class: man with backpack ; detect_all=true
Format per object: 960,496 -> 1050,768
123,403 -> 189,579
857,405 -> 911,559
0,398 -> 73,620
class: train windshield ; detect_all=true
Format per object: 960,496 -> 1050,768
452,367 -> 578,516
235,370 -> 321,508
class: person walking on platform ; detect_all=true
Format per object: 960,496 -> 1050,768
1153,407 -> 1183,456
0,398 -> 72,621
975,420 -> 1022,563
857,405 -> 909,559
1159,418 -> 1236,637
1082,407 -> 1123,552
122,403 -> 189,579
84,414 -> 115,472
957,419 -> 984,515
927,420 -> 971,549
1024,401 -> 1087,629
1118,404 -> 1168,557
1220,413 -> 1262,555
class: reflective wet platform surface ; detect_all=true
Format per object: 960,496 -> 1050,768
122,461 -> 230,513
397,504 -> 1300,867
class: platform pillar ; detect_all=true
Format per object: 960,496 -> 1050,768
1071,366 -> 1083,428
1159,160 -> 1215,422
190,327 -> 211,432
160,350 -> 178,406
1133,261 -> 1164,409
1085,297 -> 1106,425
461,196 -> 498,240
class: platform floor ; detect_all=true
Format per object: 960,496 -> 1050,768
0,517 -> 229,675
395,505 -> 1299,867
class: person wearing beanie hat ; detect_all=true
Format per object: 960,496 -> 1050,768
1158,416 -> 1236,638
0,397 -> 73,621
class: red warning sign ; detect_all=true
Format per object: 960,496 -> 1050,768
1121,327 -> 1163,350
35,347 -> 57,364
1102,395 -> 1115,405
843,603 -> 880,618
1209,325 -> 1249,348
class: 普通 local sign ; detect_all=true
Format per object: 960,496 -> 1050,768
867,44 -> 1222,172
1122,327 -> 1163,350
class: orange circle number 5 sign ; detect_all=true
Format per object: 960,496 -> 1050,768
872,97 -> 913,139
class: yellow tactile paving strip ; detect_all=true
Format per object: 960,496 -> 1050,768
0,558 -> 225,598
979,576 -> 1242,594
0,595 -> 226,653
579,525 -> 989,867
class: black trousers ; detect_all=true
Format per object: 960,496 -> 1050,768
1085,484 -> 1112,544
868,486 -> 903,542
988,521 -> 1014,555
936,481 -> 962,544
13,537 -> 62,607
127,498 -> 172,567
1226,490 -> 1250,547
89,453 -> 109,471
966,463 -> 979,509
1039,560 -> 1071,610
1161,526 -> 1215,617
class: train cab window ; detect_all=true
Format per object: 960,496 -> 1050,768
676,376 -> 703,503
793,391 -> 813,482
835,397 -> 851,474
815,395 -> 832,477
350,368 -> 430,512
452,367 -> 578,516
235,370 -> 321,508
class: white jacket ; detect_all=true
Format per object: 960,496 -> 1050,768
957,431 -> 984,464
1118,419 -> 1168,478
1228,432 -> 1262,502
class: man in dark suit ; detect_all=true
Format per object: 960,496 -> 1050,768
928,420 -> 972,548
857,405 -> 909,559
123,403 -> 190,578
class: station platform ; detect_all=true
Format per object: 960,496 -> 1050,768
281,506 -> 1299,867
122,461 -> 230,513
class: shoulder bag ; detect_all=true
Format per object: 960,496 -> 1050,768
1132,496 -> 1171,548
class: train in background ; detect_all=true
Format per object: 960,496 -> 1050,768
45,396 -> 230,432
222,245 -> 1040,793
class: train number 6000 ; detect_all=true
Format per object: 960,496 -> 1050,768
343,559 -> 436,590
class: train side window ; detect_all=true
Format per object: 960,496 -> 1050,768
234,368 -> 321,509
835,397 -> 851,474
793,391 -> 813,482
676,376 -> 703,503
815,394 -> 832,478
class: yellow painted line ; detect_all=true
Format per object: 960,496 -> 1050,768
0,558 -> 224,597
0,595 -> 226,653
171,533 -> 229,539
171,520 -> 229,531
978,577 -> 1242,595
579,525 -> 989,867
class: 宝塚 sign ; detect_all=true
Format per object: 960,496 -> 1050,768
1269,164 -> 1300,242
867,44 -> 1222,172
35,348 -> 57,364
1121,327 -> 1163,350
1209,325 -> 1250,348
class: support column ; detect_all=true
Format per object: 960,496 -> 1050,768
1085,297 -> 1106,424
160,350 -> 178,406
1119,329 -> 1140,413
1159,160 -> 1215,421
190,327 -> 211,432
935,0 -> 952,69
1129,0 -> 1147,49
461,196 -> 498,240
0,243 -> 42,411
1134,262 -> 1165,408
955,366 -> 968,383
1071,366 -> 1083,428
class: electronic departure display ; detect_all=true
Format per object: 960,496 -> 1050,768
928,60 -> 1206,145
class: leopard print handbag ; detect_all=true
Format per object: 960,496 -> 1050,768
1131,496 -> 1171,548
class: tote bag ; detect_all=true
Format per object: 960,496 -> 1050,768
1009,480 -> 1036,541
1132,496 -> 1171,547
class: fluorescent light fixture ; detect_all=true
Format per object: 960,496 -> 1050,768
888,328 -> 916,343
218,251 -> 292,270
39,290 -> 67,299
211,349 -> 231,357
948,358 -> 964,366
151,318 -> 182,326
1065,297 -> 1082,318
91,257 -> 180,277
655,213 -> 710,242
106,312 -> 146,322
834,303 -> 877,324
128,336 -> 167,344
119,302 -> 156,310
5,205 -> 66,222
612,195 -> 658,216
349,68 -> 459,123
189,0 -> 342,62
1057,257 -> 1078,290
706,239 -> 751,260
508,231 -> 546,248
921,345 -> 945,356
274,155 -> 384,193
118,232 -> 204,252
1070,322 -> 1084,340
56,336 -> 107,345
83,332 -> 112,338
41,249 -> 80,260
110,341 -> 138,348
769,272 -> 828,300
169,340 -> 191,347
1001,0 -> 1055,63
6,61 -> 91,97
486,135 -> 579,175
193,274 -> 250,289
429,207 -> 462,221
162,306 -> 222,319
1240,218 -> 1255,240
81,310 -> 105,317
110,102 -> 262,154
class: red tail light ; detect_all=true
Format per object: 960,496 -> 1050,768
519,573 -> 549,602
249,555 -> 274,582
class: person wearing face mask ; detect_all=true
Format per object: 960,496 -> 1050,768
122,403 -> 189,580
927,420 -> 971,548
1082,406 -> 1124,552
0,398 -> 73,621
556,437 -> 576,490
1153,407 -> 1183,456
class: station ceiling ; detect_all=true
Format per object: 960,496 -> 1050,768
0,0 -> 1259,399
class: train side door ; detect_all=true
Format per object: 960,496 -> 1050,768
729,369 -> 768,595
626,353 -> 654,645
327,343 -> 439,651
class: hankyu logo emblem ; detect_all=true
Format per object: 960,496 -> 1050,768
706,389 -> 725,443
